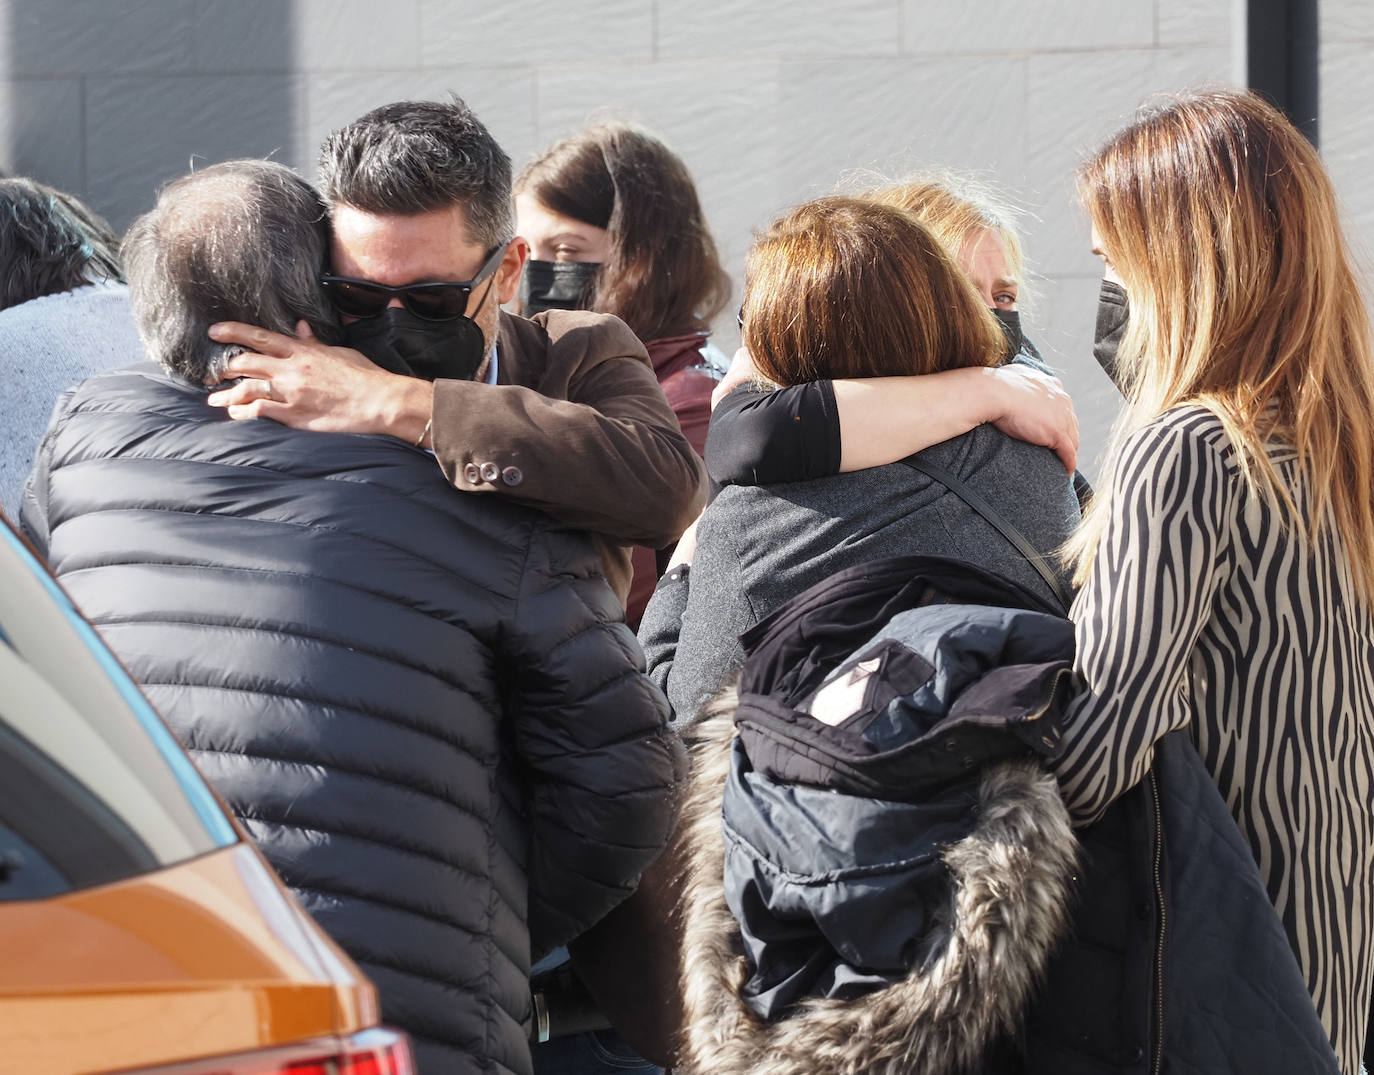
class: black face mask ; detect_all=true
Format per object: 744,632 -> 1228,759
1094,279 -> 1129,391
519,259 -> 599,317
342,278 -> 495,382
992,308 -> 1023,362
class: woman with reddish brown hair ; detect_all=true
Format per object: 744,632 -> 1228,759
639,195 -> 1080,719
703,172 -> 1080,497
515,123 -> 732,626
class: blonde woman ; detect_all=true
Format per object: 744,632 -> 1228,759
869,175 -> 1029,314
1052,90 -> 1374,1073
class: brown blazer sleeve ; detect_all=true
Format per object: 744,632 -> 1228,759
429,310 -> 707,549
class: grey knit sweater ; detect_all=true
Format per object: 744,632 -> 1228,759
638,424 -> 1081,721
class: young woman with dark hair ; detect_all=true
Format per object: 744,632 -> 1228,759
515,123 -> 732,625
0,177 -> 122,312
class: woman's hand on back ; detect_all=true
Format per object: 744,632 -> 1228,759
984,364 -> 1079,472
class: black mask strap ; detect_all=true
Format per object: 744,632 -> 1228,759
1093,279 -> 1130,392
992,308 -> 1023,362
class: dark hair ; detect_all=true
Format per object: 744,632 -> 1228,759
121,159 -> 342,384
742,197 -> 1004,385
318,97 -> 515,248
515,123 -> 731,341
0,178 -> 122,312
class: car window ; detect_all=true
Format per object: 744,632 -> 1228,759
0,524 -> 236,900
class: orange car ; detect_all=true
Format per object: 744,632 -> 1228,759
0,516 -> 413,1075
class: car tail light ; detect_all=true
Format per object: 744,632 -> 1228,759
123,1028 -> 414,1075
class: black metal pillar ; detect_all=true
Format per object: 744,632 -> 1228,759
1246,0 -> 1319,147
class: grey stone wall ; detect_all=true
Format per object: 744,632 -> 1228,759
1324,0 -> 1374,271
4,1 -> 1367,476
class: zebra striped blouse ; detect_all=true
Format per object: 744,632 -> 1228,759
1053,405 -> 1374,1073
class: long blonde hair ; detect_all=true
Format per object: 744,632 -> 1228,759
1069,90 -> 1374,603
865,174 -> 1026,288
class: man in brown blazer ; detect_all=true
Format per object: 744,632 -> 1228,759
205,97 -> 704,598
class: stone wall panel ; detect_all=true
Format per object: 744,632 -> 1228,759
421,0 -> 652,66
0,78 -> 84,194
7,0 -> 194,77
1323,43 -> 1374,272
774,55 -> 1028,207
657,0 -> 899,60
902,0 -> 1154,53
306,68 -> 537,183
85,74 -> 305,229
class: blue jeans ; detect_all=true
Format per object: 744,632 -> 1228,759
531,1028 -> 661,1074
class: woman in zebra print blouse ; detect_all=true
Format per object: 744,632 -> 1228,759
1052,90 -> 1374,1072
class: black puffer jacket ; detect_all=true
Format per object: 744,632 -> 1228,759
1025,730 -> 1339,1074
22,364 -> 686,1075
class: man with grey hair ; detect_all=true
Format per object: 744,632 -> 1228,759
20,158 -> 686,1075
119,159 -> 345,384
205,97 -> 706,605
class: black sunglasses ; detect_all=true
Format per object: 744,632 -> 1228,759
320,243 -> 507,321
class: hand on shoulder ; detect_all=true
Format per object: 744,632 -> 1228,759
984,364 -> 1079,472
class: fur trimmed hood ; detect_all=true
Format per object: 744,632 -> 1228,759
676,690 -> 1079,1075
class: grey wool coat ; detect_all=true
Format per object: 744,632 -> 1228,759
638,423 -> 1081,722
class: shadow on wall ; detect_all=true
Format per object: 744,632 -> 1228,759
5,0 -> 299,232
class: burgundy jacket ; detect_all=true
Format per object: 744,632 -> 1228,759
626,332 -> 716,625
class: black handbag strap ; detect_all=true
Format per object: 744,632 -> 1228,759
899,455 -> 1072,613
